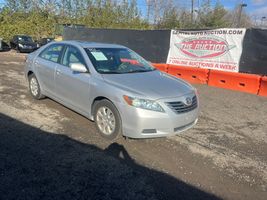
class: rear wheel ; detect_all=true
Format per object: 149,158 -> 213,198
93,100 -> 122,140
28,74 -> 44,100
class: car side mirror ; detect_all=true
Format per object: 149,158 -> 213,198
70,63 -> 88,73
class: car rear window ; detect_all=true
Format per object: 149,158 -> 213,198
39,44 -> 63,63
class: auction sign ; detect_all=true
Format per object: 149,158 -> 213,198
167,29 -> 246,72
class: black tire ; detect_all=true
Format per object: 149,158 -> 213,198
93,99 -> 122,140
28,74 -> 45,100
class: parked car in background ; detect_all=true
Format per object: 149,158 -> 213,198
0,38 -> 10,51
37,37 -> 54,47
10,35 -> 38,53
25,41 -> 199,140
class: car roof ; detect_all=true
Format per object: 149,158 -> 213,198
55,40 -> 127,49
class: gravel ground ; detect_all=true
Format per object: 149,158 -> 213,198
0,51 -> 266,200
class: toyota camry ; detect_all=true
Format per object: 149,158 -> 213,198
25,41 -> 199,139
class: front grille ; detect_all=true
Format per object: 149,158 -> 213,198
166,95 -> 197,114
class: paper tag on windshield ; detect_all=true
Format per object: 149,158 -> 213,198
91,51 -> 108,61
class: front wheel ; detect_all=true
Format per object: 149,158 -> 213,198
28,74 -> 45,100
93,100 -> 122,140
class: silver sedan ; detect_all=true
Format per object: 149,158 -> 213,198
25,41 -> 199,139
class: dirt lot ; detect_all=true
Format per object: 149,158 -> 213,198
0,51 -> 266,200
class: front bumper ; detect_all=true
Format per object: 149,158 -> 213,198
20,47 -> 37,53
118,93 -> 199,138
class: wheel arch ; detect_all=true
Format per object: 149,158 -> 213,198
91,96 -> 112,118
92,96 -> 123,140
27,71 -> 45,100
27,71 -> 34,79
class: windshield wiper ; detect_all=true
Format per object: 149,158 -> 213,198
99,71 -> 123,74
125,69 -> 154,73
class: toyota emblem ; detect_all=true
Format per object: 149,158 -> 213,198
185,97 -> 192,106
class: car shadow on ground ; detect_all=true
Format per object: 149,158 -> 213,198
0,113 -> 221,200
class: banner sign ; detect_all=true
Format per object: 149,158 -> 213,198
167,29 -> 246,72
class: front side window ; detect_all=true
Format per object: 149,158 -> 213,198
39,44 -> 63,63
62,46 -> 86,67
84,48 -> 155,74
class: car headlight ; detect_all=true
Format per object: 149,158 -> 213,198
18,43 -> 24,48
123,95 -> 165,112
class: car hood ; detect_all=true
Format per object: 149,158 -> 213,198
102,70 -> 195,100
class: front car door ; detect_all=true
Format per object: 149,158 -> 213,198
55,45 -> 91,116
35,44 -> 64,96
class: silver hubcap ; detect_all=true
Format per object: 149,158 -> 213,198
30,77 -> 38,96
96,106 -> 116,135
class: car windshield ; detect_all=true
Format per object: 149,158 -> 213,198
85,48 -> 155,74
18,36 -> 33,43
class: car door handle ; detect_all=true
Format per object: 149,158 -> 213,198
56,69 -> 61,75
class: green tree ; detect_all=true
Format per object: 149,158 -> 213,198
156,7 -> 180,29
197,0 -> 229,28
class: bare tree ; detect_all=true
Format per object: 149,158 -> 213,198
225,4 -> 252,28
146,0 -> 174,24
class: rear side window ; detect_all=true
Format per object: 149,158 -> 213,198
39,44 -> 64,63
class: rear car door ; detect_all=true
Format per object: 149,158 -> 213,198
55,45 -> 91,115
35,44 -> 64,96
